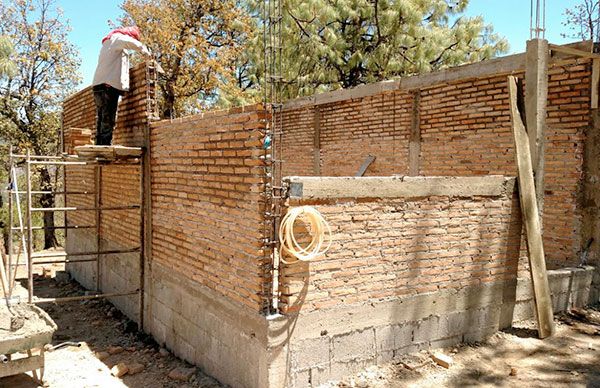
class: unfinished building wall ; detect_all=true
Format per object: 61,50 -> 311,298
281,60 -> 591,268
143,105 -> 276,387
63,62 -> 151,320
273,176 -> 593,387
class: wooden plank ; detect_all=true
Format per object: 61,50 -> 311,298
73,145 -> 143,160
592,59 -> 600,109
525,39 -> 548,217
409,90 -> 421,176
507,75 -> 555,339
355,155 -> 376,177
0,354 -> 43,378
549,43 -> 600,59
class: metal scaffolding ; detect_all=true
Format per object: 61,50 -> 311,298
6,146 -> 146,330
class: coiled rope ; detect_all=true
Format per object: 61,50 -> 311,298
279,206 -> 332,264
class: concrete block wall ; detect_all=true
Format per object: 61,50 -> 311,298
270,265 -> 593,387
66,229 -> 140,322
281,59 -> 592,267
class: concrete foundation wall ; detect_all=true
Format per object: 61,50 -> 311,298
270,267 -> 594,387
144,262 -> 275,388
66,229 -> 140,322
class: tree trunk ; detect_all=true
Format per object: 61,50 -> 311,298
161,83 -> 176,119
39,166 -> 58,249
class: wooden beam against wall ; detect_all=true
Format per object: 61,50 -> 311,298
592,59 -> 600,110
525,39 -> 548,217
409,90 -> 421,176
549,43 -> 600,59
507,75 -> 555,339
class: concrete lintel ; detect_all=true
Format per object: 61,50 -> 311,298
285,176 -> 516,200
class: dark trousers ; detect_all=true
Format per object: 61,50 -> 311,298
93,84 -> 122,145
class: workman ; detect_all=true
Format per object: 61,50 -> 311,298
92,26 -> 151,146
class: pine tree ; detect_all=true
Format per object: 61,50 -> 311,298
238,0 -> 508,100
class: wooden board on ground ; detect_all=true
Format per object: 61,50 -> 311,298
507,75 -> 555,339
73,145 -> 143,160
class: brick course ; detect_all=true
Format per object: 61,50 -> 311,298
280,187 -> 522,313
281,61 -> 592,266
149,105 -> 270,311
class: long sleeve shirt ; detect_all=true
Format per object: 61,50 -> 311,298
92,33 -> 149,91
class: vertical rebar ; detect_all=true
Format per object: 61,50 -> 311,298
530,0 -> 546,39
25,150 -> 33,303
63,163 -> 68,257
7,146 -> 14,287
263,0 -> 285,313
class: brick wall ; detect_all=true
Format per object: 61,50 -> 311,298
281,60 -> 591,266
63,62 -> 150,249
63,62 -> 151,152
279,177 -> 521,314
149,105 -> 270,312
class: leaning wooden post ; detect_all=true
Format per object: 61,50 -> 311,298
508,76 -> 555,338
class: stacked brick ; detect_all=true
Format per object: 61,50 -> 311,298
281,60 -> 592,266
149,105 -> 270,311
280,190 -> 522,313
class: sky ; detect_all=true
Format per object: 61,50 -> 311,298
57,0 -> 584,86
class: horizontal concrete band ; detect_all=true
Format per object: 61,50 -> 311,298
286,175 -> 516,200
283,41 -> 592,110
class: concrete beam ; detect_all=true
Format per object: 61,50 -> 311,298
285,176 -> 516,200
282,41 -> 592,112
525,39 -> 548,217
408,91 -> 421,176
313,107 -> 321,175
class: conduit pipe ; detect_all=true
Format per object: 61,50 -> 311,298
279,206 -> 332,264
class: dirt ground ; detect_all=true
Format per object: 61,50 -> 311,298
1,257 -> 600,387
323,310 -> 600,388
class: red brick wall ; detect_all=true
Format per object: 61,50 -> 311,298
64,62 -> 151,251
281,61 -> 591,265
149,105 -> 270,311
280,186 -> 522,313
64,73 -> 270,311
63,62 -> 151,152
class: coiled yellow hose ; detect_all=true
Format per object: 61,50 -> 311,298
279,206 -> 332,264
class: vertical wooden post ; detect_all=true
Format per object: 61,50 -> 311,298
409,90 -> 421,176
508,76 -> 555,338
313,106 -> 321,175
591,59 -> 600,110
95,165 -> 102,292
139,152 -> 146,331
25,150 -> 33,303
525,38 -> 548,216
